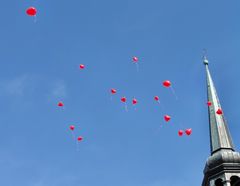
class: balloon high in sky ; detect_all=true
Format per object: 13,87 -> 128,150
58,102 -> 64,107
163,80 -> 171,88
26,7 -> 37,16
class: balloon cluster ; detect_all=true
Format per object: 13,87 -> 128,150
58,101 -> 84,146
109,58 -> 192,137
178,129 -> 192,136
22,5 -> 227,148
109,58 -> 187,136
110,88 -> 139,112
56,63 -> 86,148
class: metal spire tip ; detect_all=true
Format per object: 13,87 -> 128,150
203,49 -> 209,65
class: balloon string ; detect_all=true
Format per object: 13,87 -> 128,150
159,122 -> 163,128
170,86 -> 178,100
124,103 -> 128,112
71,131 -> 75,141
34,15 -> 37,23
133,105 -> 137,111
76,140 -> 79,152
156,100 -> 165,111
154,123 -> 163,135
159,100 -> 165,111
135,63 -> 139,72
59,105 -> 65,111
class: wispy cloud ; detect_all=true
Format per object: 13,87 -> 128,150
46,80 -> 67,101
0,76 -> 68,104
51,81 -> 67,98
0,75 -> 28,96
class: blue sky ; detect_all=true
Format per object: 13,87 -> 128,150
0,0 -> 240,185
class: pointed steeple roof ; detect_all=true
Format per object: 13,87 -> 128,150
204,56 -> 234,154
202,55 -> 240,186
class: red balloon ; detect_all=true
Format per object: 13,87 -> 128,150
111,88 -> 117,94
216,108 -> 223,115
207,101 -> 212,106
79,64 -> 85,69
58,102 -> 64,107
163,80 -> 171,87
132,98 -> 137,105
26,7 -> 37,16
121,97 -> 126,103
178,130 -> 184,136
154,96 -> 159,101
132,56 -> 138,62
164,115 -> 171,122
69,125 -> 75,131
185,128 -> 192,136
77,136 -> 83,141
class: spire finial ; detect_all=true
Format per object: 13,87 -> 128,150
203,49 -> 209,65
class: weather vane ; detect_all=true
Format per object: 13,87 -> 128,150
203,48 -> 209,65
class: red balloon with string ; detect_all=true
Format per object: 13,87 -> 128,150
154,96 -> 162,105
69,125 -> 76,141
121,97 -> 128,111
26,7 -> 37,16
163,80 -> 178,100
132,56 -> 140,72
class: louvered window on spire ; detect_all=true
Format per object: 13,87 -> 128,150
214,178 -> 223,186
230,176 -> 240,186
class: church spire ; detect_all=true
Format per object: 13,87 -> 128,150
203,56 -> 234,154
202,55 -> 240,186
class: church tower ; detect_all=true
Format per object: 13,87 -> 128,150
202,56 -> 240,186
